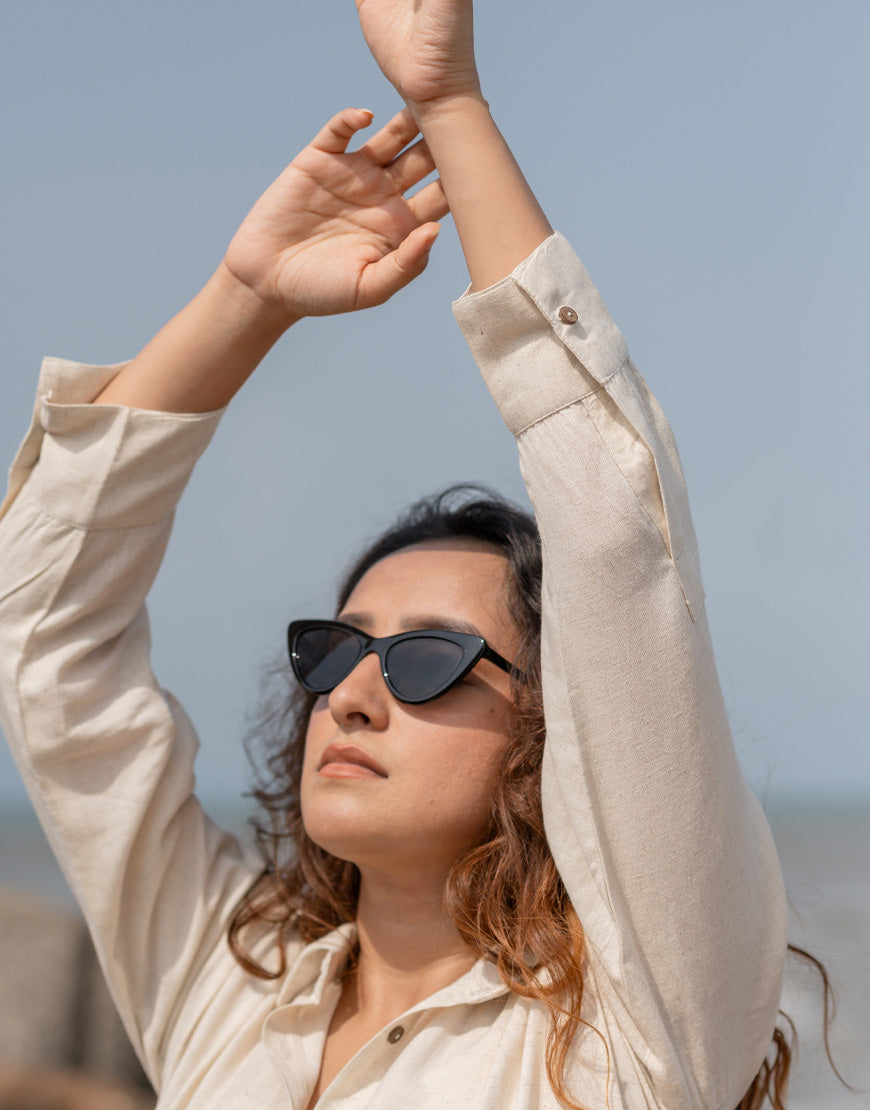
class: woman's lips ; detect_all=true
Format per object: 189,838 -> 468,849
318,743 -> 387,779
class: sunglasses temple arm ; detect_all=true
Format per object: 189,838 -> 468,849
482,644 -> 524,681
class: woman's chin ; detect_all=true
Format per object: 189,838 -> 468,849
301,798 -> 391,866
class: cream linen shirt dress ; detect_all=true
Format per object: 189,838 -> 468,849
0,233 -> 787,1109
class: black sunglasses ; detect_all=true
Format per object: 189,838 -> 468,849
287,619 -> 517,705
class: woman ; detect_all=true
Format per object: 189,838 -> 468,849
0,1 -> 788,1107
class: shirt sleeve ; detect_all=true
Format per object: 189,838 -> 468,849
453,233 -> 788,1109
0,358 -> 263,1089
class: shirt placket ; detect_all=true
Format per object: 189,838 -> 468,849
263,941 -> 510,1108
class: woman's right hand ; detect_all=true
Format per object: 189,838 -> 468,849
222,106 -> 447,322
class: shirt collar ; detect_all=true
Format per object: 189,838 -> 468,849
275,922 -> 358,1009
275,923 -> 511,1013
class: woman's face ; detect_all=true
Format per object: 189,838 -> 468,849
300,539 -> 519,882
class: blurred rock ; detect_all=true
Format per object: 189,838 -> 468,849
0,886 -> 153,1101
0,1065 -> 154,1110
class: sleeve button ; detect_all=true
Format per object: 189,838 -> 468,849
387,1025 -> 405,1044
558,306 -> 579,325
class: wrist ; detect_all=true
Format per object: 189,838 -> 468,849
408,90 -> 491,132
212,260 -> 301,337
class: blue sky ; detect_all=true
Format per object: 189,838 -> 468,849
1,1 -> 868,809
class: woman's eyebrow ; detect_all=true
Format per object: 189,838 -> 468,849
398,615 -> 484,637
335,611 -> 375,634
338,611 -> 483,638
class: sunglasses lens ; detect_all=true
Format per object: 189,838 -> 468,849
293,626 -> 362,693
386,636 -> 467,701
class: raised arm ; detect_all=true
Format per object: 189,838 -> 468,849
355,0 -> 552,290
358,3 -> 787,1106
94,107 -> 447,412
0,104 -> 448,1089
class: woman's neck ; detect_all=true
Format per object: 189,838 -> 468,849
350,869 -> 478,1020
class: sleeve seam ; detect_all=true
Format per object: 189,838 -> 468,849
24,500 -> 175,535
513,356 -> 628,438
514,382 -> 607,438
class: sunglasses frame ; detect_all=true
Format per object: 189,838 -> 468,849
287,619 -> 517,704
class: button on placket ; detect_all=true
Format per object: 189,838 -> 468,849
558,305 -> 579,325
387,1025 -> 405,1044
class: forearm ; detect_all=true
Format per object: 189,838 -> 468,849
94,262 -> 294,412
413,94 -> 552,291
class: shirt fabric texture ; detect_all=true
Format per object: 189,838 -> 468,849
0,233 -> 787,1109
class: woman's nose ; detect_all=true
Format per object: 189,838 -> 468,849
327,650 -> 390,729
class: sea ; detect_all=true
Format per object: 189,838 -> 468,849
1,800 -> 867,1108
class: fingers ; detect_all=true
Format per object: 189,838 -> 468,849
386,138 -> 436,191
311,107 -> 375,154
407,179 -> 449,225
358,223 -> 441,306
310,106 -> 434,195
359,107 -> 420,165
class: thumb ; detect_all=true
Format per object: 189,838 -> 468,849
357,223 -> 441,307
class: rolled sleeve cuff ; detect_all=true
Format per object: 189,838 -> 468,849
2,357 -> 223,529
452,232 -> 629,436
